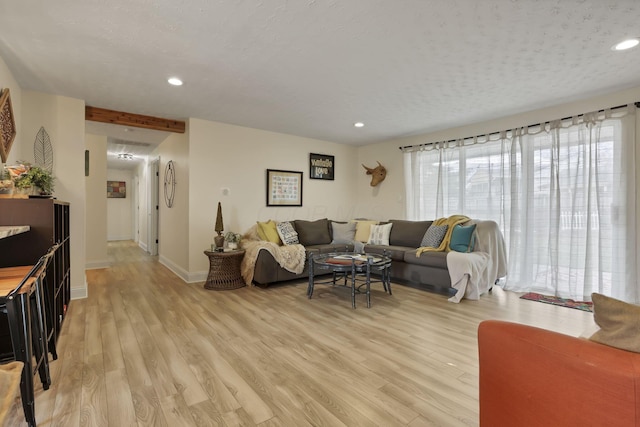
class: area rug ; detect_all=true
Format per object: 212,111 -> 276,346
520,292 -> 593,312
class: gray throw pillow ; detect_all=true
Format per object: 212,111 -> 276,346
331,221 -> 356,244
420,224 -> 448,248
293,218 -> 331,246
389,220 -> 433,247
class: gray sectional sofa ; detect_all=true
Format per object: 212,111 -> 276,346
251,218 -> 493,295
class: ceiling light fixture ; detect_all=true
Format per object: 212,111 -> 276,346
354,122 -> 364,128
168,77 -> 183,86
612,38 -> 640,51
118,153 -> 134,160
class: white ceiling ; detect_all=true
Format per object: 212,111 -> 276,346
1,0 -> 640,152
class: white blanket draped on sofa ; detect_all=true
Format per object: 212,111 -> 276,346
446,220 -> 508,303
240,224 -> 306,285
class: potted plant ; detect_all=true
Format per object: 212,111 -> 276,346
12,164 -> 54,195
28,166 -> 54,195
224,231 -> 242,250
13,169 -> 34,195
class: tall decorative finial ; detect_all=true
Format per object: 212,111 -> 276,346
215,202 -> 224,235
214,202 -> 225,250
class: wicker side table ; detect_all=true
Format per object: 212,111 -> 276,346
203,250 -> 246,290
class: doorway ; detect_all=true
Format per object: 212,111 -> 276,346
148,158 -> 159,256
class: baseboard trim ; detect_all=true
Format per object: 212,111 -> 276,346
108,236 -> 133,241
188,270 -> 208,284
139,241 -> 148,252
158,255 -> 189,283
71,276 -> 88,300
85,260 -> 111,270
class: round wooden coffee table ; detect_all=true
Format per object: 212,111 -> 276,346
203,249 -> 246,290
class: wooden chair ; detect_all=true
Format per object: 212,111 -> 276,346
0,249 -> 55,427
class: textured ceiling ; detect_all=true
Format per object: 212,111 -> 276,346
1,0 -> 640,148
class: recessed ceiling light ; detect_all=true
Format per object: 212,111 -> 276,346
168,77 -> 183,86
612,38 -> 639,51
118,153 -> 134,160
354,122 -> 364,128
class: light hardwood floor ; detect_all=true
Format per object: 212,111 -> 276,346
6,241 -> 595,426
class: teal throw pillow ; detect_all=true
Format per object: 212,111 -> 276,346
450,224 -> 476,252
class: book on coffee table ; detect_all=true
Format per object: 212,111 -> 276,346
325,254 -> 382,264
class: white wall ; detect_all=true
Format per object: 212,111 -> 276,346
85,133 -> 109,268
187,118 -> 360,280
357,85 -> 640,221
107,168 -> 134,240
21,91 -> 87,299
154,130 -> 190,279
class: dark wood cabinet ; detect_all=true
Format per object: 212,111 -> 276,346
0,199 -> 71,357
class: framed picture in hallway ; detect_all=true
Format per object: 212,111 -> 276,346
107,180 -> 126,198
266,169 -> 302,206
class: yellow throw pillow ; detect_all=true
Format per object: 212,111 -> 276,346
352,220 -> 378,243
256,220 -> 282,245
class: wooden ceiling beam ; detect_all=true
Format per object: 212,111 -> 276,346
85,106 -> 186,133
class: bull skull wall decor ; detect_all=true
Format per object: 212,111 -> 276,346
362,161 -> 387,186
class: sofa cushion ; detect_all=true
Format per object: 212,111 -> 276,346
389,220 -> 433,247
403,250 -> 448,269
352,220 -> 378,242
307,243 -> 355,254
420,224 -> 448,248
365,245 -> 412,261
276,221 -> 299,245
450,224 -> 476,252
257,220 -> 282,245
294,218 -> 331,246
589,293 -> 640,353
331,221 -> 356,244
367,223 -> 393,245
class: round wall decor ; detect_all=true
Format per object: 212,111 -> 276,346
164,160 -> 176,207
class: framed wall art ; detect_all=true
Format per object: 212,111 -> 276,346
266,169 -> 302,206
309,153 -> 334,180
107,180 -> 126,198
0,88 -> 17,163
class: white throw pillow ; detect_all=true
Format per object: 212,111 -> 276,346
367,223 -> 393,245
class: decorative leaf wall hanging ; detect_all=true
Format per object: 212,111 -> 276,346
34,126 -> 53,172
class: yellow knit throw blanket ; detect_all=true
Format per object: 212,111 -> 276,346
416,214 -> 471,256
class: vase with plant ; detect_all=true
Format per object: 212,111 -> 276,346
0,168 -> 13,195
224,231 -> 242,250
13,170 -> 34,195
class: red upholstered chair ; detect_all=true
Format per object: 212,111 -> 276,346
478,320 -> 640,427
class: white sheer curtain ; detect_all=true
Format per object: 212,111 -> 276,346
403,106 -> 638,303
